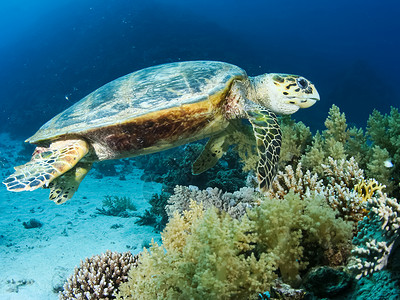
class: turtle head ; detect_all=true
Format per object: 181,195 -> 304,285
251,73 -> 319,115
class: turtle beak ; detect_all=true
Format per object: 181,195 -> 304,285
298,97 -> 319,108
295,89 -> 320,108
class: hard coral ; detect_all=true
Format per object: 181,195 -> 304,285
264,162 -> 324,200
166,185 -> 258,220
266,157 -> 369,225
349,191 -> 400,279
321,157 -> 369,224
60,250 -> 138,300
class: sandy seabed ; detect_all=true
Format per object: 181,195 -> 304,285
0,133 -> 162,299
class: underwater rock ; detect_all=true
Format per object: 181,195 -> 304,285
51,266 -> 69,294
302,267 -> 352,298
270,279 -> 306,299
22,218 -> 43,229
5,278 -> 35,293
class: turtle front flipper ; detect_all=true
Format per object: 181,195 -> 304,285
48,162 -> 92,204
192,132 -> 230,175
3,139 -> 89,192
246,109 -> 281,192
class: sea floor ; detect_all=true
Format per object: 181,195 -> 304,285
0,133 -> 162,300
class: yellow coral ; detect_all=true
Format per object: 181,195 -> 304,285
117,192 -> 353,299
354,179 -> 385,202
117,201 -> 277,300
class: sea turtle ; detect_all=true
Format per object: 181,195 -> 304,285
3,61 -> 319,204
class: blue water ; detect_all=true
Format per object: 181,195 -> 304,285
1,1 -> 400,298
0,0 -> 399,137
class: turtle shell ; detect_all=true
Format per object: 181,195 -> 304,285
28,61 -> 247,144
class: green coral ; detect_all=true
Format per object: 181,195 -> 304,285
298,104 -> 399,198
301,105 -> 358,174
117,201 -> 276,300
366,145 -> 393,189
279,115 -> 312,167
366,107 -> 399,196
249,191 -> 352,285
135,193 -> 170,231
116,190 -> 352,299
96,195 -> 137,217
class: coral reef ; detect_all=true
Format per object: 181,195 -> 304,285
166,185 -> 258,220
299,104 -> 399,198
60,250 -> 138,300
351,269 -> 400,299
300,104 -> 368,175
349,190 -> 400,279
64,104 -> 400,299
133,142 -> 248,231
249,191 -> 353,285
96,196 -> 137,217
266,158 -> 369,225
354,179 -> 386,202
135,192 -> 170,231
302,267 -> 353,299
278,115 -> 312,168
134,143 -> 247,194
116,190 -> 352,299
264,162 -> 324,200
366,107 -> 400,196
321,157 -> 369,224
117,201 -> 277,299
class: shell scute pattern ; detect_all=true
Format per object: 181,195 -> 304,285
28,61 -> 246,143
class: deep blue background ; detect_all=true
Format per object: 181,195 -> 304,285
1,0 -> 399,137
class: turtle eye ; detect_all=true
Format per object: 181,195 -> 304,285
296,78 -> 308,89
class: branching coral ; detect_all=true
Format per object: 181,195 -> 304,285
349,191 -> 400,279
166,185 -> 258,220
354,179 -> 386,202
60,251 -> 138,300
320,157 -> 369,223
265,157 -> 369,225
264,162 -> 324,200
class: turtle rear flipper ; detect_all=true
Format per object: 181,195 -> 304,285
3,139 -> 89,192
192,133 -> 230,175
49,162 -> 92,204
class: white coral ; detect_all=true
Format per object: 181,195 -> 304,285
265,163 -> 324,200
60,250 -> 138,299
349,191 -> 400,279
166,185 -> 258,220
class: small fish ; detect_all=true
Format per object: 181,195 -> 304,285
384,159 -> 393,168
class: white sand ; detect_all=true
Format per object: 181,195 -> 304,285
0,133 -> 162,299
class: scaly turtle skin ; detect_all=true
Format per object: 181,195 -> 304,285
3,61 -> 319,204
